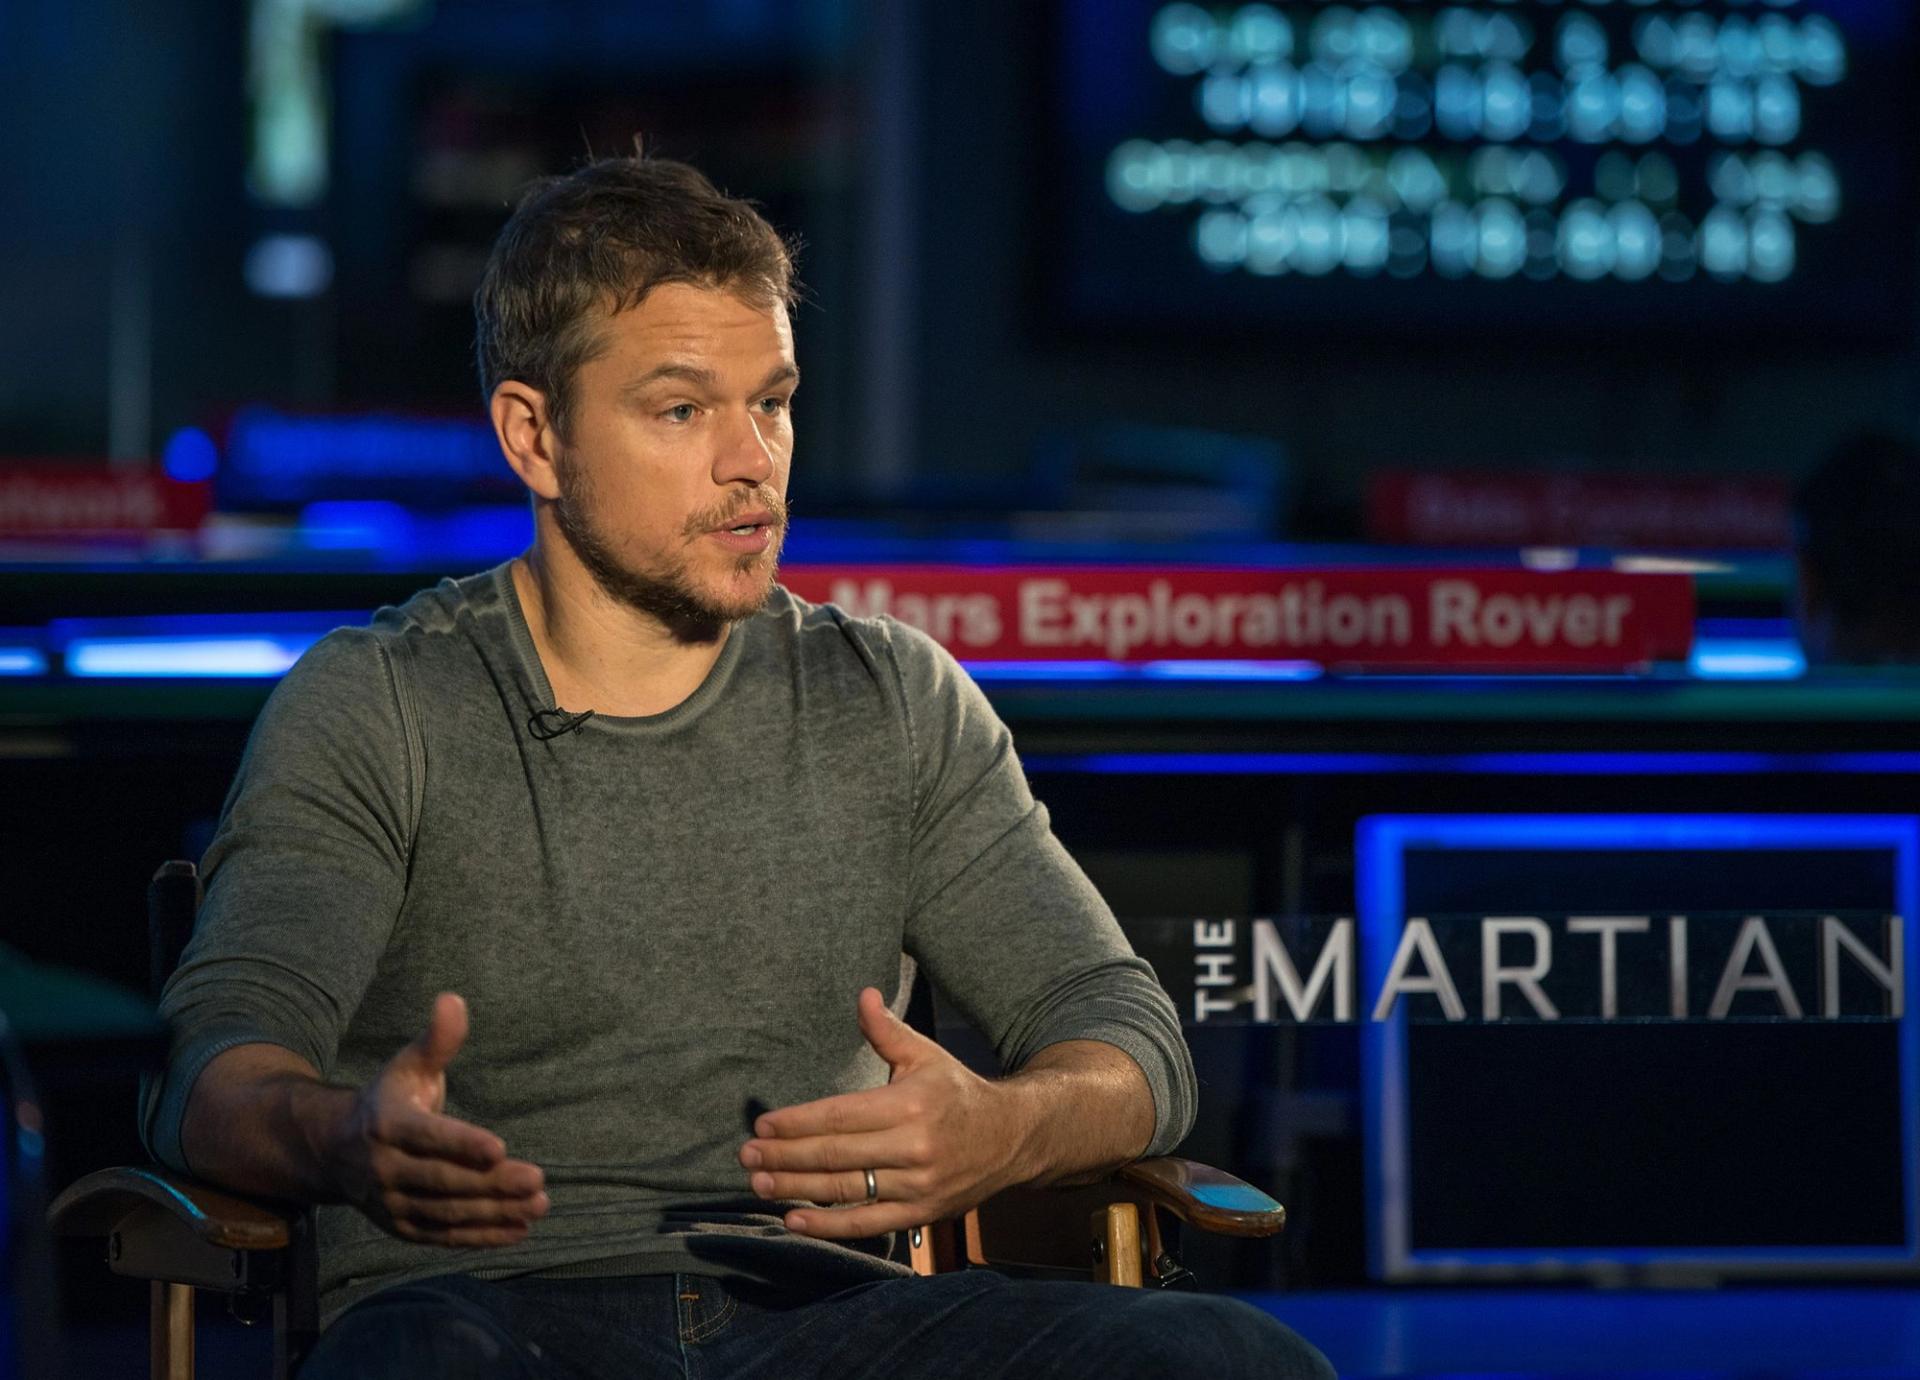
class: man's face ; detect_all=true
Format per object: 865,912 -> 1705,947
549,281 -> 796,639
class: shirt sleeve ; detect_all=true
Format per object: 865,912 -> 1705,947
888,622 -> 1197,1157
140,627 -> 415,1176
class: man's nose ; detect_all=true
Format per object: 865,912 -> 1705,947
713,406 -> 778,487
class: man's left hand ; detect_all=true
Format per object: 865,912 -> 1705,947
738,987 -> 1033,1238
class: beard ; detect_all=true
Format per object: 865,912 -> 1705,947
551,461 -> 787,645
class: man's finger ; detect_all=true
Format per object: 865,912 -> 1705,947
751,1168 -> 899,1206
782,1201 -> 924,1241
754,1084 -> 902,1140
387,1150 -> 545,1199
855,986 -> 933,1071
740,1128 -> 906,1175
409,992 -> 469,1074
378,1108 -> 508,1169
394,1191 -> 550,1230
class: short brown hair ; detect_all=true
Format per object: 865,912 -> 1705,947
474,155 -> 797,437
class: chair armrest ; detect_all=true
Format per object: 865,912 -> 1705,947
51,1166 -> 292,1250
1114,1157 -> 1286,1238
947,1156 -> 1284,1277
49,1165 -> 294,1293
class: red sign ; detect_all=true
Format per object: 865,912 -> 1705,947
778,566 -> 1695,671
1367,471 -> 1791,550
0,466 -> 210,536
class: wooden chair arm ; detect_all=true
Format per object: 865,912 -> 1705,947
51,1166 -> 292,1251
1114,1157 -> 1286,1238
49,1166 -> 295,1294
919,1156 -> 1285,1281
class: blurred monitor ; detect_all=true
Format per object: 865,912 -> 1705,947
1041,0 -> 1917,343
1359,814 -> 1918,1280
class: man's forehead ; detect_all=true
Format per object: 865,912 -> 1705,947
601,281 -> 794,368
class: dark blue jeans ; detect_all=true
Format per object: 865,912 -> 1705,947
299,1269 -> 1336,1379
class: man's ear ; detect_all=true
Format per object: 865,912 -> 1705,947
490,381 -> 563,501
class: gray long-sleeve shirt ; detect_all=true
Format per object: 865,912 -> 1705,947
142,562 -> 1196,1326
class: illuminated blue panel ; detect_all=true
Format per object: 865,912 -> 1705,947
51,612 -> 357,680
0,647 -> 48,677
1689,637 -> 1808,680
68,637 -> 323,678
219,407 -> 513,507
289,503 -> 533,565
1356,813 -> 1920,1281
300,500 -> 416,552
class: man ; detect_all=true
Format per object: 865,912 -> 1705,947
143,155 -> 1332,1378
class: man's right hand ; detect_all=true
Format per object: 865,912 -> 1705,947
322,992 -> 549,1248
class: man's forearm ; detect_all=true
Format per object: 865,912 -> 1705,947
174,1000 -> 549,1248
178,1042 -> 354,1203
1000,1039 -> 1157,1188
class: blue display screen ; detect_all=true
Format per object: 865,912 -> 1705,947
1358,813 -> 1920,1277
1048,0 -> 1916,341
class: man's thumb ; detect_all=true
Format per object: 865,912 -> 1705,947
409,992 -> 469,1073
857,986 -> 925,1066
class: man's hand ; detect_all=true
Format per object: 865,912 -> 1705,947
738,987 -> 1036,1239
322,992 -> 549,1248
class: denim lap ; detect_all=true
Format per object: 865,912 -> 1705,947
299,1269 -> 1335,1380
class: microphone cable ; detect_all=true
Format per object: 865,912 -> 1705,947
526,707 -> 597,740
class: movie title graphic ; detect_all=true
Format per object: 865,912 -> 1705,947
1123,913 -> 1905,1024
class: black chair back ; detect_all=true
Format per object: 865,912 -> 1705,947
147,860 -> 202,1000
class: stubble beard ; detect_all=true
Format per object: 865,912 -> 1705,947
551,463 -> 786,645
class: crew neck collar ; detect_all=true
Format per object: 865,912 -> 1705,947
490,562 -> 750,737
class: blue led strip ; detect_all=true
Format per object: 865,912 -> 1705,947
0,631 -> 49,678
48,612 -> 359,680
1356,814 -> 1920,1282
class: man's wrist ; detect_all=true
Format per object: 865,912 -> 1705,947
990,1073 -> 1053,1188
283,1075 -> 357,1203
996,1040 -> 1158,1187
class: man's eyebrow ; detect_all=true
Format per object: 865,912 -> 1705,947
620,362 -> 799,395
622,362 -> 720,394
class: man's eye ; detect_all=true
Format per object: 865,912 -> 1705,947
664,404 -> 697,423
758,396 -> 790,416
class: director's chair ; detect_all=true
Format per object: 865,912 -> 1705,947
51,862 -> 1286,1379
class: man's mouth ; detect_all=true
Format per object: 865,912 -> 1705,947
713,509 -> 777,537
704,508 -> 781,553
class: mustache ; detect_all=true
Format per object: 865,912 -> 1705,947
685,490 -> 790,537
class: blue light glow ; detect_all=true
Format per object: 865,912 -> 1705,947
0,648 -> 48,677
49,611 -> 355,679
1357,812 -> 1920,1280
1137,659 -> 1323,681
1689,636 -> 1807,679
300,500 -> 417,552
161,428 -> 218,484
221,407 -> 510,506
243,234 -> 333,299
67,636 -> 323,678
